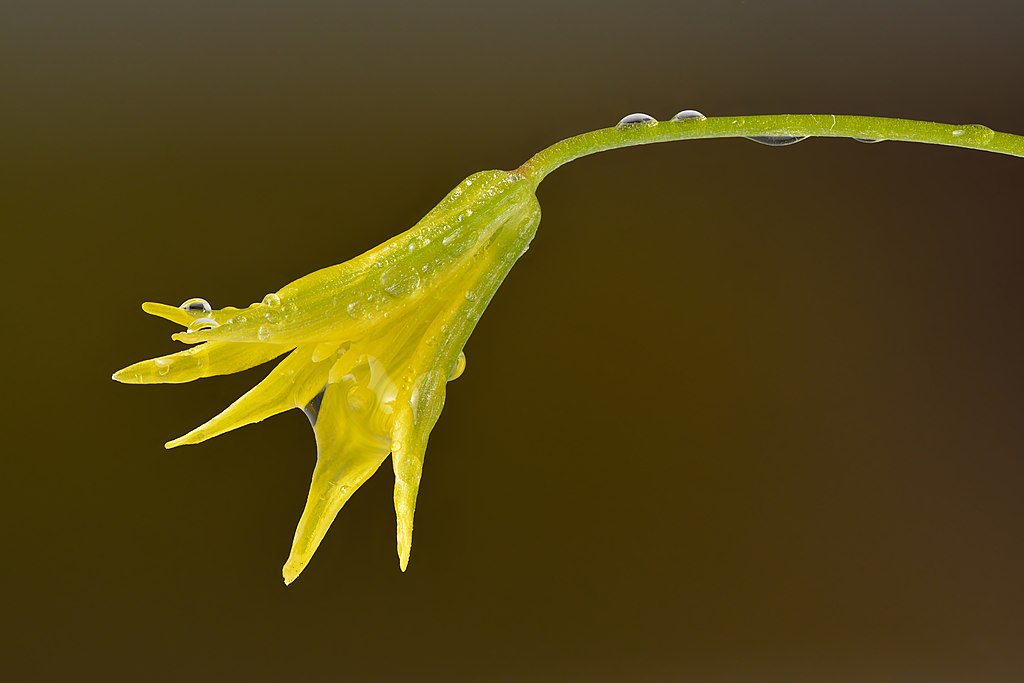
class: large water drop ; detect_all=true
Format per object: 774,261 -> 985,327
447,352 -> 467,382
180,298 -> 211,313
303,385 -> 327,427
616,113 -> 657,128
746,135 -> 808,147
187,317 -> 219,332
671,109 -> 706,121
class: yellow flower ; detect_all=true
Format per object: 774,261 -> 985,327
114,169 -> 540,583
116,113 -> 1023,584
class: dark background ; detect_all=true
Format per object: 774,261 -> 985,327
4,1 -> 1023,680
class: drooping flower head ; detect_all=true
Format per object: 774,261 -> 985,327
115,169 -> 540,583
115,112 -> 1024,584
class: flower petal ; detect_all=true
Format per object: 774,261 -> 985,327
164,343 -> 332,448
140,301 -> 195,326
141,301 -> 247,328
391,369 -> 448,571
282,381 -> 393,584
389,196 -> 543,570
112,341 -> 290,384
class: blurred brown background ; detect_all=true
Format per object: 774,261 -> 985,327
3,1 -> 1023,680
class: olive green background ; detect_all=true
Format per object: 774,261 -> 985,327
4,1 -> 1023,680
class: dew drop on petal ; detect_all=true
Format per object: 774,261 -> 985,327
853,138 -> 883,143
392,441 -> 402,453
303,385 -> 327,426
381,265 -> 422,298
671,109 -> 706,121
447,352 -> 467,382
154,358 -> 171,376
442,228 -> 462,246
187,317 -> 220,332
262,293 -> 281,308
180,298 -> 212,313
257,325 -> 272,342
616,113 -> 657,128
746,136 -> 808,147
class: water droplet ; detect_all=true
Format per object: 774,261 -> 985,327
853,137 -> 882,143
953,124 -> 995,145
746,136 -> 808,147
392,441 -> 402,453
262,293 -> 281,308
303,385 -> 327,426
381,265 -> 422,298
346,385 -> 375,413
346,302 -> 361,318
187,317 -> 219,332
257,325 -> 272,342
235,315 -> 248,324
447,352 -> 467,382
180,298 -> 211,313
616,113 -> 657,128
442,228 -> 462,246
155,358 -> 171,376
464,290 -> 477,301
671,109 -> 706,121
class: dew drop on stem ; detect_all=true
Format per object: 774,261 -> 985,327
616,113 -> 657,127
670,109 -> 706,121
746,135 -> 808,147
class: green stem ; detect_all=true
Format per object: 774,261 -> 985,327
517,114 -> 1024,185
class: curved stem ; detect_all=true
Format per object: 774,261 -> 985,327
517,114 -> 1024,185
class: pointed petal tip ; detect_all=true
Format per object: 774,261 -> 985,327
164,432 -> 199,449
142,301 -> 194,326
111,367 -> 141,384
282,558 -> 305,585
397,526 -> 412,573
